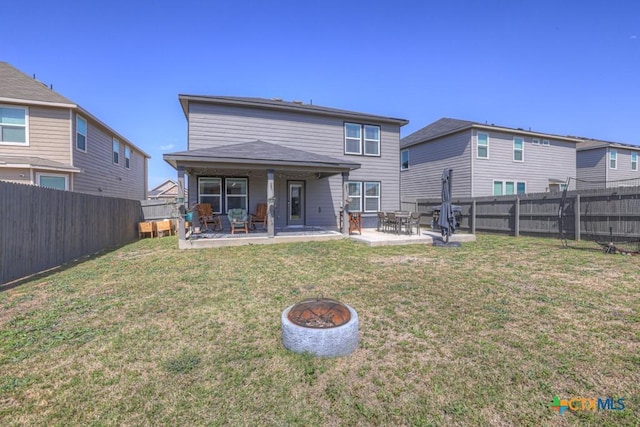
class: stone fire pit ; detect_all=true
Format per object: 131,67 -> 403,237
281,296 -> 359,357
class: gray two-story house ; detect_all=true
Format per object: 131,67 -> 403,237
400,118 -> 581,200
576,139 -> 640,189
0,62 -> 149,200
163,95 -> 408,237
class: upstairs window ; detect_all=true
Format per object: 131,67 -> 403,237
125,145 -> 131,169
344,123 -> 381,156
76,115 -> 87,151
112,138 -> 120,164
513,137 -> 524,162
609,149 -> 617,169
631,152 -> 637,171
401,149 -> 409,170
363,125 -> 380,156
532,138 -> 540,145
344,123 -> 362,154
1,106 -> 28,145
477,132 -> 488,158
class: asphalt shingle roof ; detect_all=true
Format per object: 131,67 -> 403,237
0,62 -> 75,106
164,140 -> 361,170
401,118 -> 476,147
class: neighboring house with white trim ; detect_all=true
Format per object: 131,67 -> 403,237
148,179 -> 187,201
400,118 -> 581,200
163,95 -> 408,235
576,139 -> 640,189
0,62 -> 149,200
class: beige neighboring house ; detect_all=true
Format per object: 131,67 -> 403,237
148,179 -> 187,201
0,61 -> 149,200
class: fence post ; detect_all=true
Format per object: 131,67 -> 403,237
514,197 -> 520,237
574,194 -> 581,241
471,199 -> 476,234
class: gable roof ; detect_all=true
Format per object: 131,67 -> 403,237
576,138 -> 640,152
178,95 -> 409,126
0,62 -> 150,159
401,117 -> 582,148
0,62 -> 75,107
164,140 -> 361,172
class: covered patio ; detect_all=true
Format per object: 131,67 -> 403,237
163,140 -> 362,245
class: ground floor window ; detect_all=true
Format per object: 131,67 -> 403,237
37,173 -> 68,190
493,180 -> 526,196
347,181 -> 380,212
198,177 -> 247,213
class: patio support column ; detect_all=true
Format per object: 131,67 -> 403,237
267,169 -> 275,238
342,172 -> 349,235
177,166 -> 186,241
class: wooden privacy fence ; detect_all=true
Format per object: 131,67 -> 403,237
410,185 -> 640,241
1,181 -> 142,285
140,199 -> 180,221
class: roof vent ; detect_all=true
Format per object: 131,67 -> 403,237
292,100 -> 303,105
271,98 -> 283,102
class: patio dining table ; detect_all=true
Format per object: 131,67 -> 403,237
391,211 -> 412,235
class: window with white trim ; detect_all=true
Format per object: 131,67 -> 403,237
76,115 -> 87,151
401,149 -> 409,170
125,145 -> 131,169
113,138 -> 120,164
344,123 -> 362,154
347,181 -> 362,212
344,123 -> 381,156
226,178 -> 248,211
364,182 -> 381,212
631,152 -> 637,171
532,138 -> 540,145
36,173 -> 68,190
477,132 -> 488,158
542,139 -> 550,146
610,149 -> 617,169
513,137 -> 524,162
493,180 -> 526,195
0,105 -> 28,145
363,125 -> 380,156
198,177 -> 222,213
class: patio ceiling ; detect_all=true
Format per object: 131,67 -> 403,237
163,140 -> 361,178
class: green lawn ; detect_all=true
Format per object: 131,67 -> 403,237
1,235 -> 638,426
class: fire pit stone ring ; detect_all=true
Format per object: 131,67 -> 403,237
281,299 -> 358,358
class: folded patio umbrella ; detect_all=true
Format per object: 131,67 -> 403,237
437,168 -> 456,243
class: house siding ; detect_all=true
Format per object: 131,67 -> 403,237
576,148 -> 606,188
0,105 -> 71,164
187,102 -> 402,227
472,129 -> 576,196
607,147 -> 640,185
72,113 -> 146,200
400,130 -> 473,201
0,167 -> 32,184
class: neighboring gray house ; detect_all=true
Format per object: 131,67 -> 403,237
400,118 -> 581,200
576,139 -> 640,189
0,62 -> 149,200
148,179 -> 187,201
163,95 -> 408,236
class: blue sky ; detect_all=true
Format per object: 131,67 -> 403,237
5,0 -> 640,188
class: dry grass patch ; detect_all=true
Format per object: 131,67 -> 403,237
0,235 -> 638,426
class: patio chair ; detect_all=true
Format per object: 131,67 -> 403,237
349,212 -> 362,235
386,212 -> 399,234
407,212 -> 422,235
250,202 -> 268,229
377,211 -> 388,232
195,203 -> 222,232
228,208 -> 249,234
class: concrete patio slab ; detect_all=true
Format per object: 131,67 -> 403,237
349,228 -> 476,247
